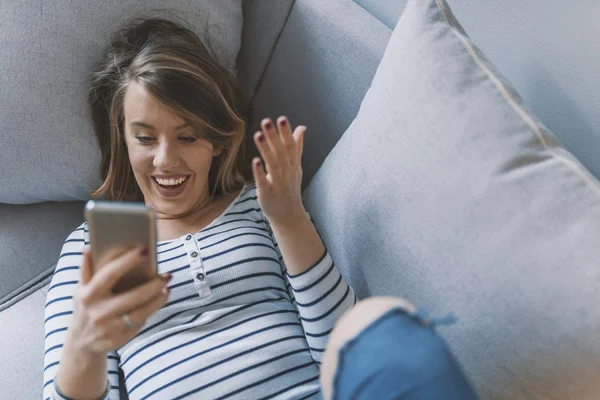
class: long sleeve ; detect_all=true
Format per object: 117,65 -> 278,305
264,214 -> 357,364
43,223 -> 120,400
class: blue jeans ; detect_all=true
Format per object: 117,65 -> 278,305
320,307 -> 480,400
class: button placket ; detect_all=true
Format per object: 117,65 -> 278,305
182,233 -> 211,298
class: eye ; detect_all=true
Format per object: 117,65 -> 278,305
136,136 -> 154,144
179,136 -> 197,143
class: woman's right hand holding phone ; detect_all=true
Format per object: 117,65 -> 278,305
67,245 -> 171,355
55,245 -> 170,398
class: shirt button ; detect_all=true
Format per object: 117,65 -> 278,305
185,235 -> 192,241
190,251 -> 199,258
196,272 -> 205,281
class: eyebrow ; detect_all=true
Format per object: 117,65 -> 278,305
130,121 -> 190,130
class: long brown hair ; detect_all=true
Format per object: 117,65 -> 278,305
88,16 -> 250,202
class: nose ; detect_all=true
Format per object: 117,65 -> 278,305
153,140 -> 180,170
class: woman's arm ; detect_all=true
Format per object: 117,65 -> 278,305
266,212 -> 357,363
269,213 -> 325,276
54,340 -> 110,400
43,225 -> 116,400
251,115 -> 357,362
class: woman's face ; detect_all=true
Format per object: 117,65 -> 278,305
122,81 -> 220,217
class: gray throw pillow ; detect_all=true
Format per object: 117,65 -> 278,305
303,0 -> 600,398
0,1 -> 242,204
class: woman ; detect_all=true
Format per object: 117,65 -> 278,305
43,17 -> 479,400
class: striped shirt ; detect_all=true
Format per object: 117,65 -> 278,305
43,183 -> 356,399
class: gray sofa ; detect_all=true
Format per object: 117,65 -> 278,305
2,0 -> 600,399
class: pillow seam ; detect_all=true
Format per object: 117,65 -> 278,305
434,0 -> 600,197
0,266 -> 54,312
250,0 -> 296,101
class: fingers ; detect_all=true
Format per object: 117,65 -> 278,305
103,273 -> 171,318
252,157 -> 268,189
293,126 -> 306,162
81,247 -> 94,285
103,286 -> 169,334
254,127 -> 279,180
118,287 -> 169,332
133,288 -> 170,325
88,246 -> 148,295
253,116 -> 305,183
277,116 -> 297,164
262,118 -> 287,167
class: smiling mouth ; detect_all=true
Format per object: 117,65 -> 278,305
152,176 -> 190,188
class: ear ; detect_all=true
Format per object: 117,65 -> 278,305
213,147 -> 223,157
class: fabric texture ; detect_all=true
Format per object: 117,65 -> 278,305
236,0 -> 294,102
352,0 -> 408,29
249,0 -> 392,190
302,0 -> 600,398
43,183 -> 355,399
357,0 -> 600,183
0,201 -> 85,311
332,308 -> 479,400
0,283 -> 49,399
0,0 -> 242,204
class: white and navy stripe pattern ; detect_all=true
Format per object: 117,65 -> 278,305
43,183 -> 356,399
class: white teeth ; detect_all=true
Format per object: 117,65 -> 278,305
155,176 -> 187,186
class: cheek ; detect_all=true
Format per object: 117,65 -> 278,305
186,149 -> 215,174
127,146 -> 153,173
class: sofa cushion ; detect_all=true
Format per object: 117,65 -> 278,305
357,0 -> 600,182
0,201 -> 85,311
0,1 -> 242,204
303,0 -> 600,398
0,284 -> 49,399
237,0 -> 294,101
353,0 -> 407,29
250,0 -> 392,189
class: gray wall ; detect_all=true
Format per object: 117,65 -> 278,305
358,0 -> 600,179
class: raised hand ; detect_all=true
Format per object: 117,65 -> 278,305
252,116 -> 307,228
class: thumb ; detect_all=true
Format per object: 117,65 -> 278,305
80,247 -> 94,285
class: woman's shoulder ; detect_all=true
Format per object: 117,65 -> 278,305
232,182 -> 259,207
239,181 -> 257,198
53,223 -> 87,275
224,182 -> 265,218
65,222 -> 87,243
56,222 -> 87,253
242,181 -> 257,193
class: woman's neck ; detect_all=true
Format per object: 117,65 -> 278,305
154,188 -> 240,242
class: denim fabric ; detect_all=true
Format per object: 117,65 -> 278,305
321,307 -> 479,400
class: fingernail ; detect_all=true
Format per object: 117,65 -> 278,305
258,133 -> 265,142
280,119 -> 287,126
255,158 -> 262,165
140,247 -> 148,257
264,121 -> 272,129
162,286 -> 169,295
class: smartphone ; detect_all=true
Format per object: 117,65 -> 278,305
84,200 -> 158,294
